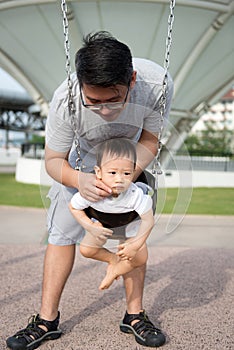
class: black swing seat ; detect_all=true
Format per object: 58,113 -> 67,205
84,171 -> 157,240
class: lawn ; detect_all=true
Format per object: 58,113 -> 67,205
0,173 -> 49,208
157,187 -> 234,215
0,174 -> 233,215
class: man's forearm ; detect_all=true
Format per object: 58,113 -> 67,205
135,130 -> 158,180
46,156 -> 79,189
45,145 -> 79,189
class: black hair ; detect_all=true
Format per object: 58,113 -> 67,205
75,31 -> 133,87
96,138 -> 137,168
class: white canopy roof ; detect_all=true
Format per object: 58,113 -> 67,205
0,0 -> 233,152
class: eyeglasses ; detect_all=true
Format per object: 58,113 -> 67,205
80,85 -> 130,111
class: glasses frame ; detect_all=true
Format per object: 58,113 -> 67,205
80,85 -> 130,111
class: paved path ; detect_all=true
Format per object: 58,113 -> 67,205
0,206 -> 234,350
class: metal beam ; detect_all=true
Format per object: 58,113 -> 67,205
0,109 -> 46,132
0,0 -> 232,13
170,109 -> 191,118
0,49 -> 48,116
191,76 -> 234,118
205,76 -> 234,107
129,0 -> 232,13
173,2 -> 234,96
161,116 -> 196,168
0,0 -> 55,10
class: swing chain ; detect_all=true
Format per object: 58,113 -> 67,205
153,0 -> 175,175
61,0 -> 81,170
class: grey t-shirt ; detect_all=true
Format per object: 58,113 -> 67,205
46,58 -> 173,171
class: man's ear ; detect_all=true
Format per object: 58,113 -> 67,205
94,165 -> 102,179
130,71 -> 137,89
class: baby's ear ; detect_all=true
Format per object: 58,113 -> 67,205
94,165 -> 102,179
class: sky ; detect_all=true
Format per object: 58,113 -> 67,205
0,67 -> 27,93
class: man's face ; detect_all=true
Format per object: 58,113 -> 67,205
81,83 -> 130,121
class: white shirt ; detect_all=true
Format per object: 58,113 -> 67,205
71,183 -> 152,217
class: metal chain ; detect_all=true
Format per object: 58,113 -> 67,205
61,0 -> 81,170
153,0 -> 176,175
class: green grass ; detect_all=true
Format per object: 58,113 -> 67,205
157,187 -> 234,215
0,174 -> 233,215
0,173 -> 48,208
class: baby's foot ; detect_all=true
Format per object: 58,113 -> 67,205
99,263 -> 119,290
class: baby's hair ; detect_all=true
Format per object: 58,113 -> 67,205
96,138 -> 137,168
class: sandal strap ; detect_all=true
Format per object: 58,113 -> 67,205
15,326 -> 46,344
14,313 -> 60,344
126,310 -> 162,336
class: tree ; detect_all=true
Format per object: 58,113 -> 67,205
180,120 -> 234,157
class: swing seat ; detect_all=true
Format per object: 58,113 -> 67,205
84,171 -> 157,240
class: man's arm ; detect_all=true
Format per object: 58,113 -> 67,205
45,145 -> 79,188
45,145 -> 112,201
134,129 -> 158,181
134,70 -> 174,180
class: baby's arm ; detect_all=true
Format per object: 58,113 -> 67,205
117,209 -> 154,260
69,203 -> 113,240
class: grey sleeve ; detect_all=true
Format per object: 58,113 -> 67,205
142,75 -> 174,134
45,91 -> 75,153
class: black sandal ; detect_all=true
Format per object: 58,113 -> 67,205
6,312 -> 62,350
120,310 -> 166,347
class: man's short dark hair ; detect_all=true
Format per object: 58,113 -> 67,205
75,31 -> 133,87
96,138 -> 137,168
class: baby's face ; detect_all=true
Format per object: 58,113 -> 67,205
96,154 -> 135,196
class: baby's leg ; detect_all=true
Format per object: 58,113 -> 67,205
80,232 -> 116,264
99,243 -> 148,290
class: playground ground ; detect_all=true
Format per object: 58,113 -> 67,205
0,206 -> 233,350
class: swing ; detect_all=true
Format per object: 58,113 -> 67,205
61,0 -> 175,239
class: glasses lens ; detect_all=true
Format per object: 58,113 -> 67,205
106,103 -> 123,110
87,103 -> 123,111
81,85 -> 129,111
88,105 -> 102,111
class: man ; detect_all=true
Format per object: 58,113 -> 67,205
6,31 -> 173,349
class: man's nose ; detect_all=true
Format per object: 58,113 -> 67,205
99,105 -> 113,116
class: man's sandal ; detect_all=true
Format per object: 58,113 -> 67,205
120,310 -> 166,347
6,312 -> 62,350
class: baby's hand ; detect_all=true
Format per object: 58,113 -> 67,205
88,221 -> 113,241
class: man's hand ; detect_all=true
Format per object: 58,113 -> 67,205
78,172 -> 112,202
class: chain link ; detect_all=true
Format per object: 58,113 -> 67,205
61,0 -> 81,170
